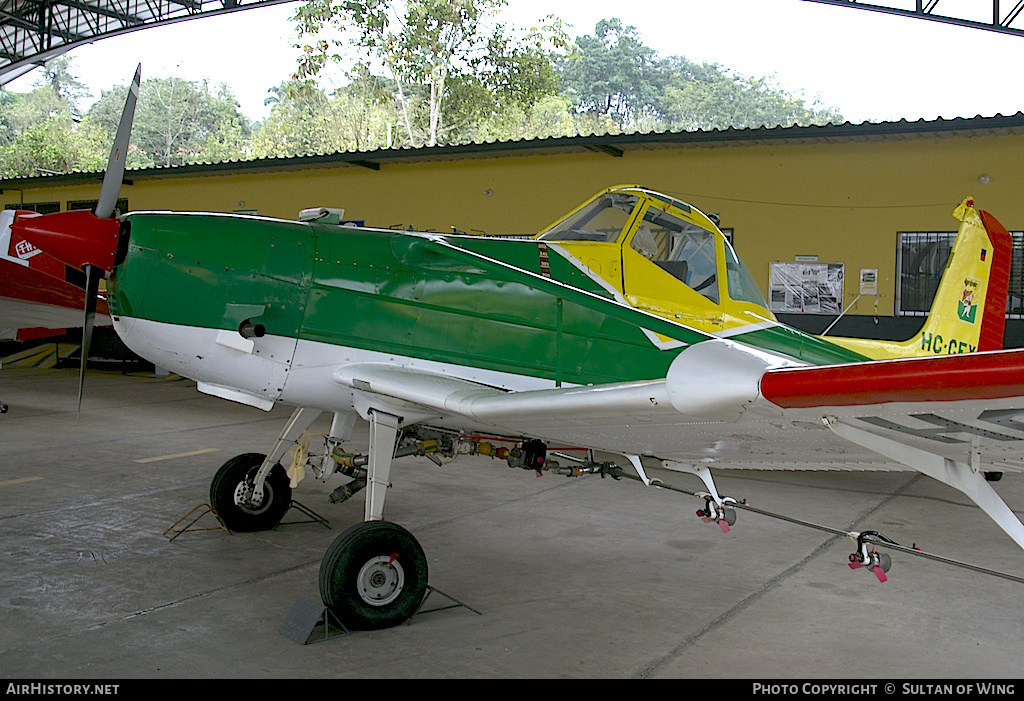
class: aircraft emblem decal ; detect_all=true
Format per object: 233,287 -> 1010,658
958,276 -> 981,323
13,238 -> 40,261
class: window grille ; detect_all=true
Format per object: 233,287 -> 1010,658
67,198 -> 128,213
5,201 -> 59,213
896,230 -> 1024,318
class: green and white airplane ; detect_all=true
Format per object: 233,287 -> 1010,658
13,66 -> 1024,630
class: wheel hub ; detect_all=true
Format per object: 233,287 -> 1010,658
233,479 -> 272,515
356,555 -> 405,607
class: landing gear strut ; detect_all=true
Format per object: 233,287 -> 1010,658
313,410 -> 432,628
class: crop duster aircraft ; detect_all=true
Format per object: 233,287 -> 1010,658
12,66 -> 1024,630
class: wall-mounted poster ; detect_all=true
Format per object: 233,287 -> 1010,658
769,262 -> 844,314
860,269 -> 878,296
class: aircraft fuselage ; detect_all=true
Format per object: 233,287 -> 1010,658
109,211 -> 864,416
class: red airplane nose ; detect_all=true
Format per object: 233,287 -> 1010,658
11,210 -> 121,273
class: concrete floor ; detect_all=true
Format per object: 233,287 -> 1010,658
1,366 -> 1023,679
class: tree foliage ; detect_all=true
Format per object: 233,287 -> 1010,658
0,59 -> 105,177
251,78 -> 394,157
38,56 -> 91,117
560,19 -> 661,127
561,19 -> 842,132
292,0 -> 567,147
87,76 -> 250,167
0,16 -> 844,177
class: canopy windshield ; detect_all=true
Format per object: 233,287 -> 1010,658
538,192 -> 639,243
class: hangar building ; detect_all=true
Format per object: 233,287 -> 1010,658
3,112 -> 1023,345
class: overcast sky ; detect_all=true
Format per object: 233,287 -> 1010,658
7,0 -> 1024,125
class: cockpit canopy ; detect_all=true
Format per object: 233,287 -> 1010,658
537,186 -> 768,311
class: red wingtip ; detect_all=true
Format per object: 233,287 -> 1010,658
11,210 -> 121,273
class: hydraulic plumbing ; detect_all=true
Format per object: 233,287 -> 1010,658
319,436 -> 449,504
503,438 -> 626,479
304,429 -> 629,505
299,423 -> 739,536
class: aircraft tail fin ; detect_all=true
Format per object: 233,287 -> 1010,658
976,208 -> 1013,350
827,198 -> 1012,359
908,198 -> 1012,355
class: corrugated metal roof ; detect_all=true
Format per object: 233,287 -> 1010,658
4,112 -> 1024,189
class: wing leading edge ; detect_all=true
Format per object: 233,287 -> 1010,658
332,344 -> 1024,550
760,348 -> 1024,411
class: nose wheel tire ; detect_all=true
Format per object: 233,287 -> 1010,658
319,521 -> 428,631
209,453 -> 292,532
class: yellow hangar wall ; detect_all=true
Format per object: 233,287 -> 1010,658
5,131 -> 1021,320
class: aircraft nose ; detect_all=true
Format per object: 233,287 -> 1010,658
11,210 -> 122,273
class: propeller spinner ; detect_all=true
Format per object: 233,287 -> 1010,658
11,64 -> 141,416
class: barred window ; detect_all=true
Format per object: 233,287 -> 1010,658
1009,233 -> 1024,319
67,198 -> 128,213
5,201 -> 59,213
897,231 -> 1024,318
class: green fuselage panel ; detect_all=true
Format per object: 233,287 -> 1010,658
111,213 -> 312,339
110,214 -> 863,387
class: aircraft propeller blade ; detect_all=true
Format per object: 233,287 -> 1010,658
77,263 -> 101,418
94,64 -> 141,220
9,66 -> 142,418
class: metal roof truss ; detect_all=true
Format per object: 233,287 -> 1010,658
802,0 -> 1024,39
0,0 -> 294,84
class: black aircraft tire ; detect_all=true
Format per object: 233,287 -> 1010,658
209,453 -> 292,532
320,521 -> 428,631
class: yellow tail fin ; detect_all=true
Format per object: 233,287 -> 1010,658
828,198 -> 1012,360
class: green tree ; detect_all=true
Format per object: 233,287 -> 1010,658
0,73 -> 108,177
657,55 -> 842,131
292,0 -> 565,147
0,116 -> 107,178
38,56 -> 91,117
86,76 -> 251,167
0,85 -> 70,143
251,81 -> 347,157
560,18 -> 661,128
562,19 -> 843,133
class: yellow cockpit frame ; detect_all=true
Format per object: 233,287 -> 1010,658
536,185 -> 778,336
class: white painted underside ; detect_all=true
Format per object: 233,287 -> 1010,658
111,316 -> 1024,474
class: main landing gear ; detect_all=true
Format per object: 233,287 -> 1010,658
206,408 -> 758,630
207,407 -> 436,630
319,521 -> 428,631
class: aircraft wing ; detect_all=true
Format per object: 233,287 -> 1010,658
334,343 -> 1024,548
332,343 -> 1024,467
760,349 -> 1024,413
758,349 -> 1024,468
